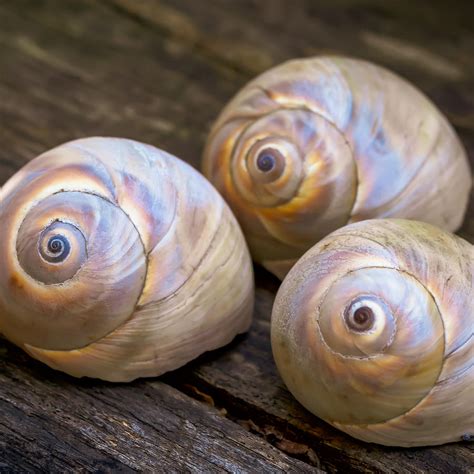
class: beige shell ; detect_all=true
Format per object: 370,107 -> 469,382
203,56 -> 472,279
271,219 -> 473,447
0,137 -> 254,382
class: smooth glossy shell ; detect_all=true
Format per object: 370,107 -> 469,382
203,56 -> 472,279
0,137 -> 254,381
271,219 -> 473,447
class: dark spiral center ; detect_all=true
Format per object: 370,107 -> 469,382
256,152 -> 276,172
41,234 -> 71,263
354,307 -> 372,326
345,304 -> 375,332
48,238 -> 63,253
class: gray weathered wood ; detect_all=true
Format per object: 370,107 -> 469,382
0,340 -> 318,473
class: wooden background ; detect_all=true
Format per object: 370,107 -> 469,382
0,1 -> 473,472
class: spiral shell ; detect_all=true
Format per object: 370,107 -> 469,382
203,56 -> 472,279
271,219 -> 473,446
0,137 -> 254,382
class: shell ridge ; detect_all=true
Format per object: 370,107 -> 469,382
65,141 -> 119,202
349,139 -> 435,220
138,215 -> 226,309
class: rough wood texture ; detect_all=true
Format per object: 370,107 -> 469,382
0,0 -> 473,472
0,341 -> 315,473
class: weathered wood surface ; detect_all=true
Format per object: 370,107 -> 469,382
0,0 -> 473,472
0,342 -> 315,473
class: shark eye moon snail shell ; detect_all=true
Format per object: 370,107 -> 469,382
271,219 -> 474,447
203,56 -> 472,279
0,137 -> 254,382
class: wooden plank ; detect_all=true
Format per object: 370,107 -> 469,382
107,0 -> 474,131
0,340 -> 317,473
0,0 -> 242,177
107,1 -> 474,75
0,0 -> 472,472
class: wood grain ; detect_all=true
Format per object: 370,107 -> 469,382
0,0 -> 472,472
0,340 -> 316,473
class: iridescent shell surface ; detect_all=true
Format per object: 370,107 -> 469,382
203,56 -> 472,278
271,219 -> 473,447
0,137 -> 254,381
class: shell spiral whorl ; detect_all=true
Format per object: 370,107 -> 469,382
0,137 -> 254,381
271,219 -> 473,447
203,56 -> 472,279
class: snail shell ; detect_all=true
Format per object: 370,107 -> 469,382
203,56 -> 472,279
0,137 -> 254,382
271,219 -> 473,447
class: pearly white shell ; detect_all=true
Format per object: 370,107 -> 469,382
203,56 -> 472,279
0,137 -> 254,381
271,219 -> 473,447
